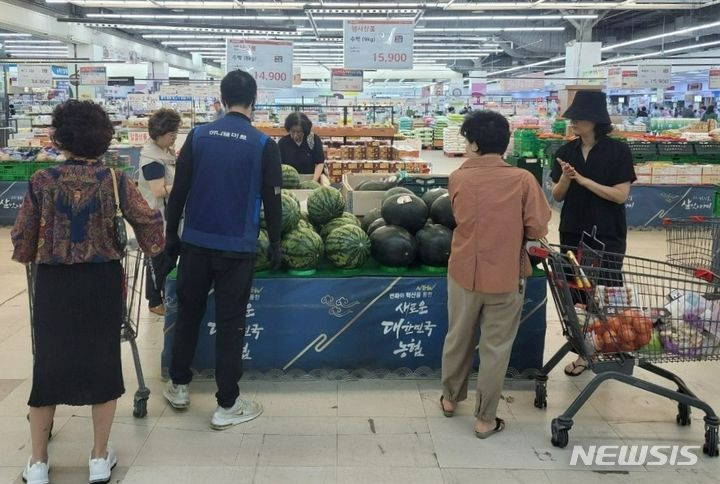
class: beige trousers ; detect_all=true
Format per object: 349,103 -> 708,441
441,276 -> 525,421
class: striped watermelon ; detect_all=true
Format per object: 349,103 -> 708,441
300,179 -> 321,190
281,227 -> 324,270
283,189 -> 300,206
254,229 -> 271,272
281,192 -> 301,235
298,219 -> 316,232
325,225 -> 371,269
320,217 -> 356,240
282,164 -> 300,188
338,212 -> 361,227
307,186 -> 345,226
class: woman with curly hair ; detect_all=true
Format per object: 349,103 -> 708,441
11,100 -> 164,484
138,108 -> 181,315
278,112 -> 326,183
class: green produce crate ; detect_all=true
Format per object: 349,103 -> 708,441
715,188 -> 720,217
506,155 -> 543,186
624,140 -> 659,162
397,175 -> 449,196
28,162 -> 57,177
657,141 -> 694,161
539,139 -> 565,161
513,129 -> 540,157
0,162 -> 29,181
551,120 -> 567,135
694,141 -> 720,161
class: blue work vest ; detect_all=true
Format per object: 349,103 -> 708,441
181,114 -> 267,253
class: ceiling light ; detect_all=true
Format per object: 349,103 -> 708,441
0,33 -> 32,37
416,27 -> 564,32
4,40 -> 64,44
601,20 -> 720,52
598,39 -> 720,65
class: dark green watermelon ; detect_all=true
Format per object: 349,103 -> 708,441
416,224 -> 452,267
370,225 -> 417,267
422,188 -> 448,209
320,217 -> 355,240
300,179 -> 321,190
357,180 -> 392,191
430,194 -> 456,230
325,225 -> 371,269
255,229 -> 271,271
338,212 -> 361,227
281,227 -> 324,270
308,186 -> 345,226
361,207 -> 383,233
281,164 -> 300,188
367,217 -> 387,235
383,186 -> 414,201
281,192 -> 301,235
381,193 -> 428,235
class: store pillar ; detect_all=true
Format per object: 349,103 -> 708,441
149,61 -> 170,91
564,41 -> 602,81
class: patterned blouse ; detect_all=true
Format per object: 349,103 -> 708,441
11,161 -> 165,265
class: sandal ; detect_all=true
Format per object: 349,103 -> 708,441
564,361 -> 588,377
475,418 -> 505,439
440,396 -> 454,418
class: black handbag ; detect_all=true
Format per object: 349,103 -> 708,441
109,168 -> 128,252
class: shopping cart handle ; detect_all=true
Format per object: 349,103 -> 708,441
528,246 -> 550,259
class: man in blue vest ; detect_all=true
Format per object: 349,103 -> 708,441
163,70 -> 283,430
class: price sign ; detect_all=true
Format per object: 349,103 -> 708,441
637,65 -> 671,89
16,65 -> 52,89
607,67 -> 623,89
79,66 -> 107,86
226,39 -> 293,89
331,68 -> 363,92
709,67 -> 720,90
343,20 -> 413,70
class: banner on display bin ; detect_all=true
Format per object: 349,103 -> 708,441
16,65 -> 52,88
226,39 -> 293,88
343,20 -> 414,70
637,64 -> 671,89
330,68 -> 363,92
78,66 -> 107,86
710,67 -> 720,90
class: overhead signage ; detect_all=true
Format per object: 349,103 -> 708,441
226,39 -> 293,89
637,65 -> 671,89
330,68 -> 363,92
108,76 -> 135,86
343,20 -> 413,70
79,66 -> 107,86
709,67 -> 720,90
499,72 -> 545,92
16,65 -> 52,89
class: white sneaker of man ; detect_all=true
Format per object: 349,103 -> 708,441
89,447 -> 117,484
22,458 -> 49,484
163,381 -> 190,409
210,397 -> 263,430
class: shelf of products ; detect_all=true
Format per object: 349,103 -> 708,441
257,125 -> 396,139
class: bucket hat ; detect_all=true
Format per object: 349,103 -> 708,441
562,91 -> 611,123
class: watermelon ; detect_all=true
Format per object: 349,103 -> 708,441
255,229 -> 271,272
307,186 -> 345,226
383,186 -> 414,201
281,164 -> 300,189
300,179 -> 321,190
357,180 -> 392,191
298,219 -> 316,232
381,193 -> 429,235
431,194 -> 456,230
416,224 -> 452,267
320,217 -> 356,240
422,188 -> 448,209
300,211 -> 310,223
370,225 -> 417,267
338,212 -> 361,227
281,227 -> 324,270
361,207 -> 383,233
281,192 -> 301,235
325,225 -> 371,269
367,217 -> 387,235
282,189 -> 300,205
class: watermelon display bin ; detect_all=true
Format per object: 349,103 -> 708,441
161,265 -> 548,380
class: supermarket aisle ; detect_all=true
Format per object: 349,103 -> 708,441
0,225 -> 719,484
423,149 -> 465,175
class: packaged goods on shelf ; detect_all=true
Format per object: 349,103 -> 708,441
702,165 -> 720,185
327,160 -> 430,184
443,126 -> 465,155
433,117 -> 448,145
413,127 -> 433,147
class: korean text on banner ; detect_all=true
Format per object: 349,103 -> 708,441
607,67 -> 623,89
637,65 -> 671,89
710,67 -> 720,90
226,39 -> 293,89
79,66 -> 107,86
16,65 -> 52,89
331,68 -> 363,92
344,20 -> 414,70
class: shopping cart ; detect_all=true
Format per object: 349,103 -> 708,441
26,240 -> 151,419
530,239 -> 720,456
663,216 -> 720,281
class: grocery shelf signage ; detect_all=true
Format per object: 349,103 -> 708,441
499,72 -> 545,91
637,65 -> 671,89
226,39 -> 293,89
343,20 -> 414,70
709,67 -> 720,90
108,76 -> 135,86
16,65 -> 52,89
609,67 -> 638,89
331,68 -> 364,92
79,66 -> 107,86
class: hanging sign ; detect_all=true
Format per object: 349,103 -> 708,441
499,72 -> 545,92
607,67 -> 623,89
331,68 -> 363,92
226,39 -> 293,89
709,67 -> 720,90
79,66 -> 107,86
16,65 -> 52,88
343,20 -> 414,70
637,65 -> 671,89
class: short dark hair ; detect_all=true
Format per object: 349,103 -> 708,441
51,100 -> 114,158
148,108 -> 181,140
460,110 -> 510,155
284,112 -> 312,135
594,123 -> 614,138
220,70 -> 257,109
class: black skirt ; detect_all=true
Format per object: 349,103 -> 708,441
28,261 -> 125,407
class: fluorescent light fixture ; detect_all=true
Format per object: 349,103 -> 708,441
424,14 -> 596,20
85,13 -> 306,20
4,40 -> 64,44
416,27 -> 564,32
162,41 -> 226,45
47,1 -> 446,8
489,56 -> 566,76
5,46 -> 68,50
601,20 -> 720,52
0,33 -> 32,37
598,39 -> 720,65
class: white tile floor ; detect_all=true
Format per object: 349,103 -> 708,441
0,155 -> 719,483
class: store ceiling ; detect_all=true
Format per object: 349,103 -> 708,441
4,0 -> 720,77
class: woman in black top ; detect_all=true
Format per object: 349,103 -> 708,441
550,91 -> 637,376
278,112 -> 325,182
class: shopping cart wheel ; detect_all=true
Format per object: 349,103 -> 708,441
133,397 -> 148,418
676,403 -> 692,426
534,381 -> 547,409
703,426 -> 719,457
550,418 -> 570,448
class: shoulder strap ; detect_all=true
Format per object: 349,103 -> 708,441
109,168 -> 122,216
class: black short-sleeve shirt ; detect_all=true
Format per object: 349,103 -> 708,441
550,136 -> 636,239
278,134 -> 325,175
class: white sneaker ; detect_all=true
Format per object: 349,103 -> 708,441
89,447 -> 117,484
210,397 -> 263,430
163,381 -> 190,409
22,458 -> 49,484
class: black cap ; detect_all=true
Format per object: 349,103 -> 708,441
562,91 -> 611,124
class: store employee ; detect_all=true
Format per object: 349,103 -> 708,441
278,112 -> 325,182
